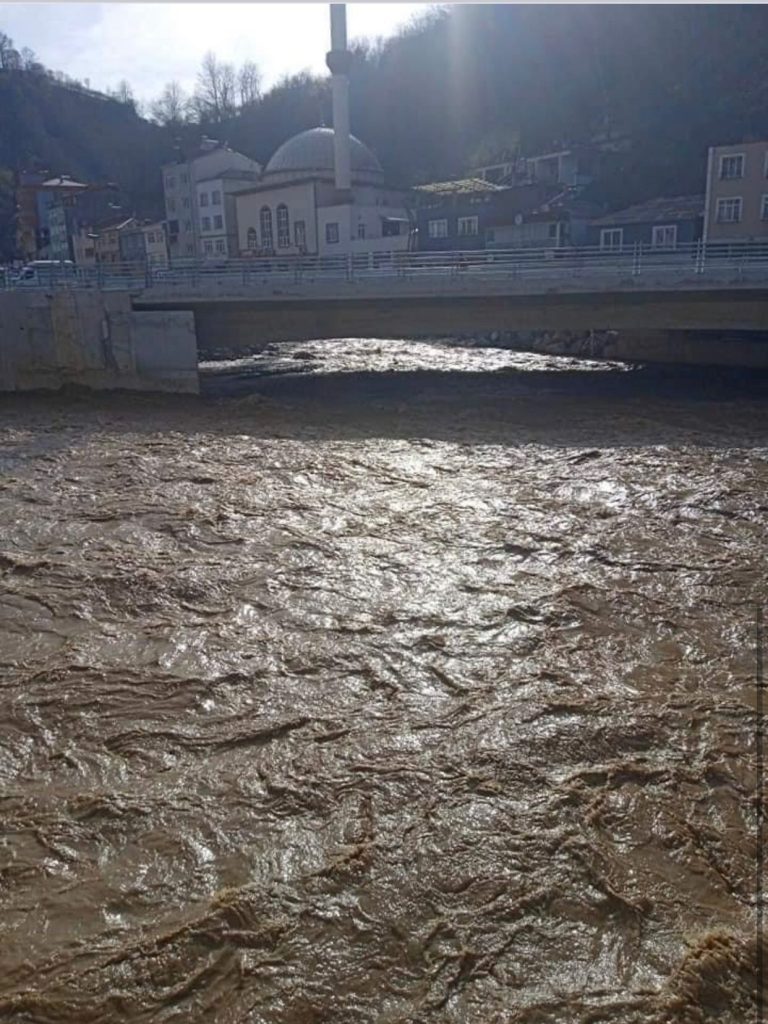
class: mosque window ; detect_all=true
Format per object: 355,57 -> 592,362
357,222 -> 366,239
325,222 -> 339,244
247,227 -> 258,249
276,204 -> 290,247
260,206 -> 274,250
294,220 -> 306,249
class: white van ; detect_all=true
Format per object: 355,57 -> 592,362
16,260 -> 78,286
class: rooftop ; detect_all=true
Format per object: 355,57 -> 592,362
196,169 -> 262,184
264,127 -> 384,184
41,176 -> 88,190
414,178 -> 504,196
592,195 -> 704,226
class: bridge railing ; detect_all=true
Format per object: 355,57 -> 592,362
5,240 -> 768,292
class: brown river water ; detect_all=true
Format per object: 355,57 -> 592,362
0,339 -> 766,1023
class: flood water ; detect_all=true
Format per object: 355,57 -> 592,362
0,339 -> 766,1022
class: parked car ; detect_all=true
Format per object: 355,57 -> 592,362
15,260 -> 79,286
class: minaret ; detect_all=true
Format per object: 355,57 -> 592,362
326,3 -> 352,193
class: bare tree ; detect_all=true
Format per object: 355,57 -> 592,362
193,51 -> 237,122
19,46 -> 38,70
219,61 -> 237,117
150,80 -> 188,127
0,31 -> 15,69
115,79 -> 135,105
238,59 -> 261,108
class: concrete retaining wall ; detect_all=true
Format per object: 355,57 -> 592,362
0,291 -> 198,393
476,328 -> 768,368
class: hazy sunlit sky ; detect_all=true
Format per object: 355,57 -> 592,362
0,3 -> 432,103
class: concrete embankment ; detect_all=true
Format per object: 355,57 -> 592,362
445,327 -> 768,368
0,290 -> 199,393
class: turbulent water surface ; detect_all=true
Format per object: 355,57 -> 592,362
0,339 -> 766,1023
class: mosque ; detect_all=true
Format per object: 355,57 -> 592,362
233,5 -> 413,258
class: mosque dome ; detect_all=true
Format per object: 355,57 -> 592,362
263,127 -> 384,185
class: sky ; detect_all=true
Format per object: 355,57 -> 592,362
0,2 -> 430,103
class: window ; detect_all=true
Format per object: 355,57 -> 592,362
716,197 -> 742,223
211,190 -> 221,205
260,206 -> 273,250
719,154 -> 745,180
357,221 -> 366,239
428,218 -> 448,238
167,199 -> 176,212
203,240 -> 213,254
761,195 -> 768,221
184,219 -> 192,232
600,228 -> 624,249
168,219 -> 179,235
215,239 -> 226,254
294,220 -> 306,249
247,227 -> 258,250
652,224 -> 677,247
202,216 -> 211,231
213,214 -> 223,230
182,197 -> 190,209
180,173 -> 189,185
382,218 -> 401,237
165,175 -> 175,189
146,232 -> 155,243
325,221 -> 339,244
276,204 -> 290,247
200,193 -> 209,207
458,216 -> 479,236
548,222 -> 559,239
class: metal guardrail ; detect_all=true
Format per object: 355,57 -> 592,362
4,241 -> 768,293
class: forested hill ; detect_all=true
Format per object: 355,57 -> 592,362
227,3 -> 768,202
343,3 -> 768,200
0,70 -> 171,210
2,4 -> 768,260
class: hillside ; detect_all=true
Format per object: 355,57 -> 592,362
0,69 -> 175,259
214,5 -> 768,203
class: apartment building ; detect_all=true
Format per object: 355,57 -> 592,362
704,140 -> 768,242
118,221 -> 169,267
162,138 -> 261,262
196,169 -> 261,259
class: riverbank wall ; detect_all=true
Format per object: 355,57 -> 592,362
443,327 -> 768,368
0,291 -> 199,393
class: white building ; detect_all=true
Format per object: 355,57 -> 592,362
143,222 -> 169,268
233,127 -> 412,258
196,169 -> 261,259
162,139 -> 261,262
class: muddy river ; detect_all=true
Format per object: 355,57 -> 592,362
0,340 -> 766,1022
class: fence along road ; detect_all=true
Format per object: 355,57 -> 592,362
5,242 -> 768,300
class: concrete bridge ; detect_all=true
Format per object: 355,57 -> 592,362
3,244 -> 768,388
124,242 -> 768,349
